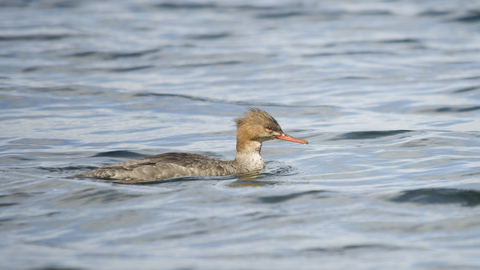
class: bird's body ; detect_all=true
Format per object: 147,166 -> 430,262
75,108 -> 308,181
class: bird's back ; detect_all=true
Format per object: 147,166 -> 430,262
75,152 -> 238,181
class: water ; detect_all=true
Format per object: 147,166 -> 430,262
1,0 -> 480,269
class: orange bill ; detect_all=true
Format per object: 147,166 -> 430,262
275,133 -> 308,144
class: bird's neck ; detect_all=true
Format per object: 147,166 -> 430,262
234,129 -> 265,171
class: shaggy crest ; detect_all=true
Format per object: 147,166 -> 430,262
234,108 -> 280,130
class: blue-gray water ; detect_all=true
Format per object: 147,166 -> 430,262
1,0 -> 480,269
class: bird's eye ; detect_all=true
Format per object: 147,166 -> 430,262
266,126 -> 273,131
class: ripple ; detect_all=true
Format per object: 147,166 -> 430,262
55,187 -> 145,207
92,150 -> 145,159
0,0 -> 31,7
107,65 -> 154,73
411,106 -> 480,114
38,165 -> 98,173
381,38 -> 421,44
303,244 -> 404,253
390,188 -> 480,207
419,10 -> 451,17
452,10 -> 480,23
186,32 -> 231,40
449,86 -> 480,94
328,130 -> 412,141
303,51 -> 397,57
66,48 -> 160,60
155,2 -> 217,9
257,190 -> 328,204
0,192 -> 38,202
154,2 -> 277,11
0,34 -> 74,42
177,60 -> 242,68
134,92 -> 332,108
256,11 -> 308,19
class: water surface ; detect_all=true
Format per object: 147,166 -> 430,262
1,0 -> 480,269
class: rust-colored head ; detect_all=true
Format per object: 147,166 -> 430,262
234,108 -> 308,145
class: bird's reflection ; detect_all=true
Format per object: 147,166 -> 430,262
227,172 -> 279,187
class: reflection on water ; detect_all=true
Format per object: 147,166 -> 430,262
227,180 -> 278,187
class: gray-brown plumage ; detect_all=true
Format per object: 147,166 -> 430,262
74,108 -> 308,181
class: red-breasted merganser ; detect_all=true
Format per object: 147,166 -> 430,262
74,108 -> 308,181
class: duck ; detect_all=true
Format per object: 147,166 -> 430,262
74,108 -> 308,181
